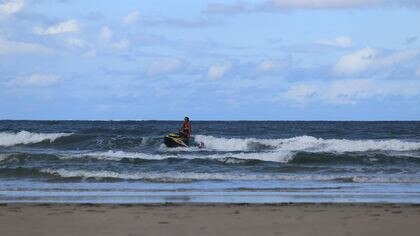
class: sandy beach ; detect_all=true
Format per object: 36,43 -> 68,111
1,203 -> 419,236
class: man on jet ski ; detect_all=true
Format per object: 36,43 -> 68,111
179,117 -> 191,145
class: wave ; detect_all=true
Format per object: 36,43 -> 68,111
59,150 -> 294,163
1,166 -> 419,183
34,168 -> 420,183
194,135 -> 420,153
64,150 -> 176,161
0,131 -> 73,147
3,149 -> 419,166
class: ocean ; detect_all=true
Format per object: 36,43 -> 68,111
0,120 -> 420,203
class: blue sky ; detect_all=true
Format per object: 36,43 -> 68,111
0,0 -> 419,120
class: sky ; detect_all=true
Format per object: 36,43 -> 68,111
0,0 -> 419,120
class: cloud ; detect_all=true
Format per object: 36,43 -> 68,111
204,0 -> 420,14
256,59 -> 287,73
0,0 -> 24,16
100,26 -> 113,42
111,38 -> 130,50
333,47 -> 420,76
328,79 -> 376,104
98,26 -> 129,50
0,37 -> 53,54
316,36 -> 352,48
263,0 -> 420,10
66,37 -> 85,47
207,62 -> 232,79
285,78 -> 420,105
143,16 -> 218,28
373,49 -> 420,68
122,10 -> 140,25
8,74 -> 59,87
204,1 -> 248,14
333,47 -> 377,76
285,84 -> 318,103
82,49 -> 96,58
265,0 -> 383,9
147,58 -> 184,76
34,19 -> 79,35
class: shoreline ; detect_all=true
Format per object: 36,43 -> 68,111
1,203 -> 419,236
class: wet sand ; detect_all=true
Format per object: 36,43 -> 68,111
1,203 -> 419,236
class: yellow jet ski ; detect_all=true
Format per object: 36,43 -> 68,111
163,133 -> 188,148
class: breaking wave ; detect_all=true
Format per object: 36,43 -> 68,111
36,168 -> 420,183
0,131 -> 73,147
62,150 -> 294,163
194,135 -> 420,153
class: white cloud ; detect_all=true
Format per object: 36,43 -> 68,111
285,78 -> 420,105
333,47 -> 377,76
374,49 -> 420,68
99,26 -> 129,50
147,58 -> 184,76
333,48 -> 420,76
316,36 -> 352,48
122,10 -> 140,25
112,38 -> 130,50
100,26 -> 113,42
0,0 -> 24,15
0,37 -> 53,54
206,0 -> 420,14
207,62 -> 231,79
34,20 -> 79,35
8,74 -> 59,87
257,59 -> 287,73
67,37 -> 85,47
204,2 -> 248,14
266,0 -> 384,9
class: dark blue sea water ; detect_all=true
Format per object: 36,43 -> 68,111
1,120 -> 420,203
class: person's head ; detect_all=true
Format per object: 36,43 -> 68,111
184,117 -> 189,122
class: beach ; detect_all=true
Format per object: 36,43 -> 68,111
1,203 -> 420,236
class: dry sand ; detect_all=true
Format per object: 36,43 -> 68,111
1,203 -> 420,236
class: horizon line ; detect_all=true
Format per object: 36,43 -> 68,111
0,119 -> 419,122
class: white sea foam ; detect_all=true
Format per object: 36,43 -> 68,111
0,153 -> 10,162
0,130 -> 73,147
63,150 -> 175,161
40,168 -> 420,183
158,143 -> 207,152
194,135 -> 420,153
215,151 -> 293,163
61,150 -> 293,163
40,168 -> 266,182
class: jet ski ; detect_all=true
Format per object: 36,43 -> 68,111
164,133 -> 188,148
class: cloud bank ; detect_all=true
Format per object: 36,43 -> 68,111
333,48 -> 420,76
205,0 -> 420,14
286,78 -> 420,105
